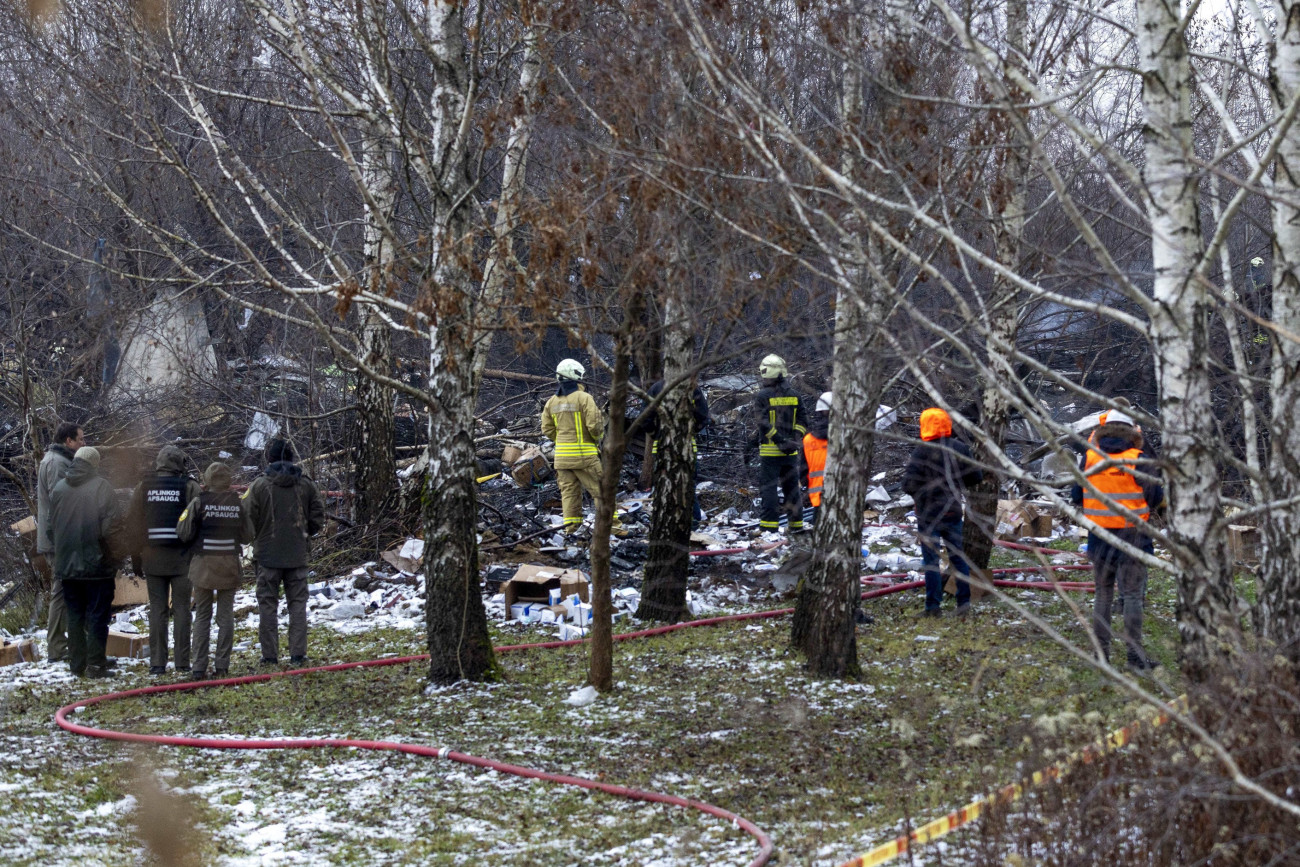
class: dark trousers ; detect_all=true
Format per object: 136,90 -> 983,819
63,577 -> 115,675
256,564 -> 310,659
147,573 -> 192,669
1092,554 -> 1148,665
759,455 -> 803,531
920,518 -> 971,610
192,587 -> 235,674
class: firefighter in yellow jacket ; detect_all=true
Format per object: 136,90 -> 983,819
542,359 -> 622,536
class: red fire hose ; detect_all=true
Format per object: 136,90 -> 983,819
56,542 -> 1094,866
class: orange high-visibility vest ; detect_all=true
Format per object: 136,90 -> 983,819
1082,447 -> 1149,529
803,433 -> 828,508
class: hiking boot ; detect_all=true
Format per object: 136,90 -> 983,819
86,666 -> 115,679
259,657 -> 279,666
854,607 -> 875,625
289,655 -> 308,665
1127,657 -> 1160,673
213,668 -> 228,679
149,666 -> 167,676
922,608 -> 942,619
190,670 -> 209,682
954,603 -> 972,618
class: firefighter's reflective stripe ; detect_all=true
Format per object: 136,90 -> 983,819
651,437 -> 698,455
552,402 -> 600,458
1082,447 -> 1149,529
760,395 -> 803,456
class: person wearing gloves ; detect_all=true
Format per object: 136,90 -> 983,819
541,359 -> 624,537
1070,409 -> 1164,672
125,445 -> 202,676
244,439 -> 326,665
802,392 -> 831,527
902,407 -> 983,617
747,354 -> 807,534
177,462 -> 248,681
48,447 -> 121,678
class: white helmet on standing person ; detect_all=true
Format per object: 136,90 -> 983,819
816,392 -> 833,413
556,358 -> 585,381
758,354 -> 787,380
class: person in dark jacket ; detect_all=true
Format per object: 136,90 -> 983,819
37,421 -> 84,662
49,447 -> 121,678
126,445 -> 202,676
747,355 -> 806,533
244,439 -> 325,665
902,407 -> 983,617
178,462 -> 248,680
1069,410 -> 1164,671
641,377 -> 710,524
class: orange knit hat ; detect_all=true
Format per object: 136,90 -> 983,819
919,407 -> 953,441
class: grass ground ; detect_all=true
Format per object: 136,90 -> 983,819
0,564 -> 1185,866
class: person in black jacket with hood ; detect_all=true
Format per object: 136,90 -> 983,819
244,439 -> 325,665
49,447 -> 121,678
902,407 -> 983,617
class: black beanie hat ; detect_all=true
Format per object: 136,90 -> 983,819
266,438 -> 295,463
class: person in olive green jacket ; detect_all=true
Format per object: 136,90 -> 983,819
541,359 -> 622,537
243,439 -> 325,665
48,447 -> 120,678
37,421 -> 84,662
177,462 -> 248,680
125,445 -> 202,676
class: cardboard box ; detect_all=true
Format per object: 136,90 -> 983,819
1228,525 -> 1259,563
943,574 -> 990,602
380,538 -> 425,575
106,629 -> 149,660
9,516 -> 36,537
510,446 -> 552,487
503,565 -> 589,620
997,499 -> 1054,540
114,573 -> 149,607
573,602 -> 593,627
557,623 -> 589,641
500,442 -> 526,466
0,639 -> 38,666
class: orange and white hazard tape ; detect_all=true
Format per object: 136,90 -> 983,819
838,694 -> 1190,867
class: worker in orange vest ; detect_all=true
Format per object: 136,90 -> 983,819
802,392 -> 831,527
1070,409 -> 1163,672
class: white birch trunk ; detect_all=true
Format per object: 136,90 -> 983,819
1136,0 -> 1239,676
472,28 -> 541,389
968,0 -> 1028,573
354,114 -> 398,526
422,0 -> 496,683
790,20 -> 884,676
1259,0 -> 1300,660
638,287 -> 696,622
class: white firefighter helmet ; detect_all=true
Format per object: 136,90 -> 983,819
1107,409 -> 1135,427
816,392 -> 833,413
758,354 -> 787,379
556,358 -> 586,381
